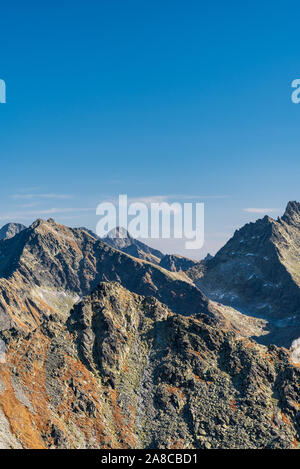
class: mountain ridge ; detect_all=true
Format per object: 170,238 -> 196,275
0,218 -> 213,338
102,227 -> 164,265
0,205 -> 299,448
192,202 -> 300,347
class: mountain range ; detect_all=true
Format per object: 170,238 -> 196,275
0,203 -> 300,448
102,227 -> 199,272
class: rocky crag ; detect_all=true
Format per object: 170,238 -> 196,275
190,202 -> 300,347
1,281 -> 300,448
0,223 -> 26,241
102,227 -> 164,266
159,254 -> 198,272
0,210 -> 299,448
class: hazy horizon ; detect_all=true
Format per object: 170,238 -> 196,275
1,1 -> 299,258
0,200 -> 292,260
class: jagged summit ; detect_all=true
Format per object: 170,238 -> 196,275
0,222 -> 26,241
192,202 -> 300,347
0,218 -> 210,335
281,201 -> 300,226
105,226 -> 131,239
103,226 -> 164,264
0,210 -> 300,448
204,253 -> 213,261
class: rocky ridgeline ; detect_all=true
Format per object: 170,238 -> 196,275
0,207 -> 299,448
103,227 -> 164,265
0,218 -> 211,336
189,202 -> 300,347
159,254 -> 198,272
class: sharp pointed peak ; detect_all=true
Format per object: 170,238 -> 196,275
281,201 -> 300,225
29,218 -> 47,229
29,218 -> 64,229
105,226 -> 132,239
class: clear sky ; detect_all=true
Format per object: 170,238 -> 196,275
0,1 -> 300,258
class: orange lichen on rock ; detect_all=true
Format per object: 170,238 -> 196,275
281,412 -> 291,426
188,349 -> 203,359
0,367 -> 45,449
169,438 -> 186,449
108,388 -> 138,448
291,437 -> 299,448
229,399 -> 237,411
165,385 -> 186,401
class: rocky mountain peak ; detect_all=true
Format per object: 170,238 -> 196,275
64,280 -> 300,449
105,226 -> 132,239
0,210 -> 300,448
0,217 -> 212,335
103,227 -> 164,264
102,226 -> 133,250
191,203 -> 300,347
204,253 -> 213,261
0,223 -> 26,241
281,201 -> 300,226
30,217 -> 61,230
29,218 -> 44,228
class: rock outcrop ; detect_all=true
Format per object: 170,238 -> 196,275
191,203 -> 300,346
1,281 -> 300,448
159,254 -> 198,272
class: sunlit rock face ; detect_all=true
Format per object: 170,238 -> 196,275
0,223 -> 26,241
190,202 -> 300,347
0,279 -> 300,449
0,213 -> 299,448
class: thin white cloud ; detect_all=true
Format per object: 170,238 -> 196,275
17,203 -> 39,208
12,193 -> 73,200
0,207 -> 94,221
106,194 -> 229,205
243,208 -> 280,214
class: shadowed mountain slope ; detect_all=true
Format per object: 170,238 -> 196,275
0,213 -> 299,448
86,226 -> 199,273
195,202 -> 300,320
159,254 -> 198,272
190,202 -> 300,348
102,227 -> 164,265
0,218 -> 211,336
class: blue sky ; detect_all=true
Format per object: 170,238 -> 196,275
0,1 -> 300,258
